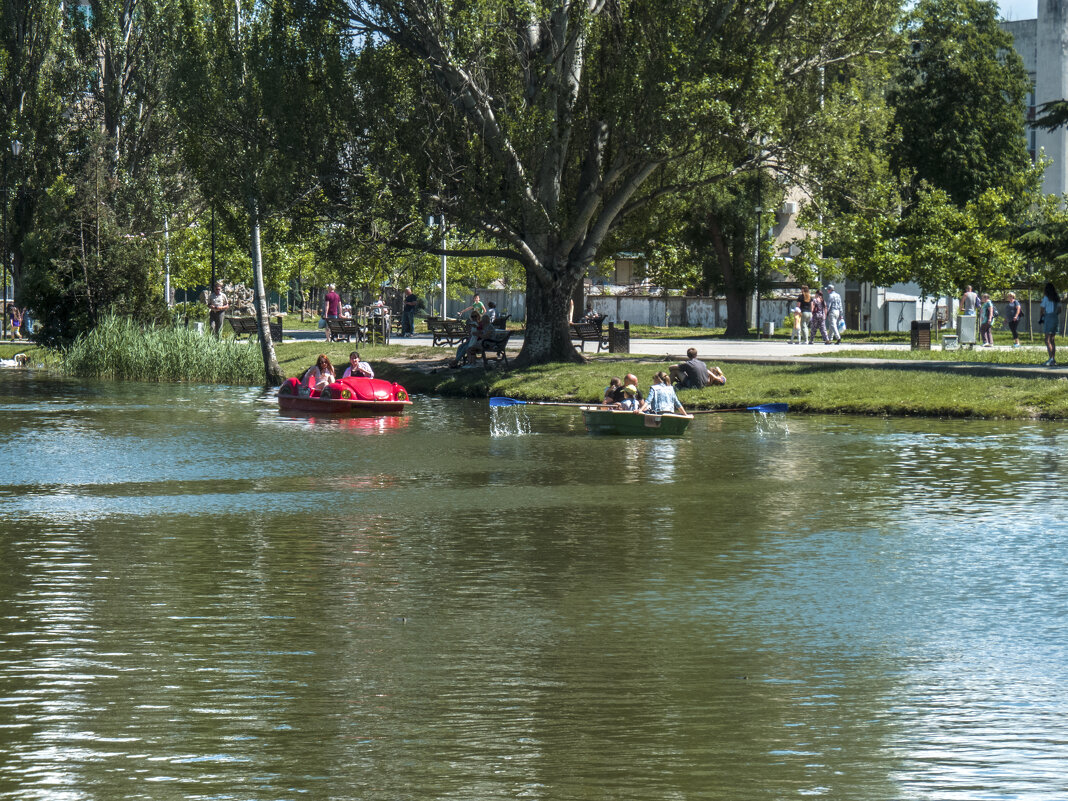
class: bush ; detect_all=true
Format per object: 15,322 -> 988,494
63,315 -> 263,383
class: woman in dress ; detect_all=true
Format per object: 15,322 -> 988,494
1040,283 -> 1060,366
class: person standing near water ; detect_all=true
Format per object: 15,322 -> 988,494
978,293 -> 995,347
797,286 -> 812,344
1040,283 -> 1060,366
1006,292 -> 1023,348
207,282 -> 229,338
961,285 -> 978,315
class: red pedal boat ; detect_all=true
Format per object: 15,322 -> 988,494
278,375 -> 412,414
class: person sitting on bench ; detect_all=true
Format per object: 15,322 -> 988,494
452,311 -> 489,366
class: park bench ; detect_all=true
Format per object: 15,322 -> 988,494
426,317 -> 470,346
491,313 -> 510,330
468,329 -> 514,369
569,321 -> 609,352
227,316 -> 284,341
325,317 -> 365,343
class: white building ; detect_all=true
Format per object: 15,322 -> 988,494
1002,2 -> 1068,196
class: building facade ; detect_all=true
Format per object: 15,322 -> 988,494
1003,1 -> 1068,197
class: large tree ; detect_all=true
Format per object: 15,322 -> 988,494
890,0 -> 1034,210
331,0 -> 897,362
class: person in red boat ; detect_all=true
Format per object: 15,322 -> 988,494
342,351 -> 374,379
303,354 -> 335,394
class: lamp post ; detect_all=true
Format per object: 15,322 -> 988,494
429,214 -> 447,317
3,139 -> 22,340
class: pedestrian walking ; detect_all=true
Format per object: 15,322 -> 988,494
1040,282 -> 1060,366
1006,292 -> 1023,348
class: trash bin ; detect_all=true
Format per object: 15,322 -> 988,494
608,321 -> 630,353
911,320 -> 931,350
956,314 -> 976,345
942,334 -> 959,351
762,321 -> 775,337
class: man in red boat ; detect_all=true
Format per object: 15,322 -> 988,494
342,351 -> 374,379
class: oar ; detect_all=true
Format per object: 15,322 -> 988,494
690,403 -> 789,414
489,396 -> 608,409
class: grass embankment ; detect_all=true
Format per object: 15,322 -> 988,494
7,326 -> 1068,419
273,341 -> 1068,419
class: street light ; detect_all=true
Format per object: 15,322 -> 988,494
3,139 -> 22,340
428,214 -> 447,317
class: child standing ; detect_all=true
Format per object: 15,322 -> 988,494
789,305 -> 802,344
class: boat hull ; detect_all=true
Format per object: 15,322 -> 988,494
278,376 -> 412,415
581,406 -> 692,435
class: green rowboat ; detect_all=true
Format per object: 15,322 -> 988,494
580,406 -> 693,436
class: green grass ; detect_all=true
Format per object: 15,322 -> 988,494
11,324 -> 1068,419
277,344 -> 1068,419
826,345 -> 1052,364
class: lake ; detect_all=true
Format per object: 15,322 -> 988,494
1,370 -> 1066,800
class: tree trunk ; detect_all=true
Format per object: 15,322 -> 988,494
249,197 -> 284,386
514,265 -> 584,365
709,218 -> 750,338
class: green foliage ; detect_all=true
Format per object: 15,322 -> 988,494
825,181 -> 1024,297
62,314 -> 263,382
20,165 -> 170,346
890,0 -> 1036,209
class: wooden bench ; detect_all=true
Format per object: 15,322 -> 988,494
491,313 -> 510,330
228,316 -> 283,341
569,321 -> 609,352
468,329 -> 514,369
426,317 -> 470,346
325,317 -> 365,343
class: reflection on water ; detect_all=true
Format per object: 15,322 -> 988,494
2,371 -> 1068,800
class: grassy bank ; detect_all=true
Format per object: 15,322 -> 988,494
272,341 -> 1068,419
9,334 -> 1068,419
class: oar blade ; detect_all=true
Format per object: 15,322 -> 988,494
748,403 -> 788,414
489,396 -> 525,407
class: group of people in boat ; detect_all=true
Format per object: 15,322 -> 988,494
301,351 -> 374,394
602,350 -> 726,416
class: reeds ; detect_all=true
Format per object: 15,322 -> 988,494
63,315 -> 263,383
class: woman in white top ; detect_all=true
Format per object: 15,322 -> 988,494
303,354 -> 336,393
342,351 -> 374,379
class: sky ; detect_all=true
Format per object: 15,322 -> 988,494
999,0 -> 1037,21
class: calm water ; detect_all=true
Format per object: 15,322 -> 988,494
1,370 -> 1067,800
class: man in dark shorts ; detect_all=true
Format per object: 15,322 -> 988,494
670,348 -> 726,388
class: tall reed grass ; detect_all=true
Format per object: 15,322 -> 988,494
64,315 -> 264,383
